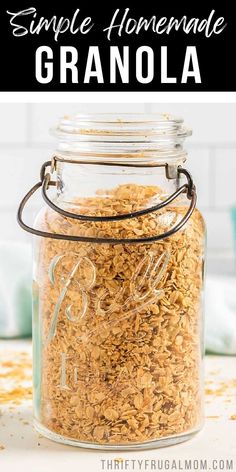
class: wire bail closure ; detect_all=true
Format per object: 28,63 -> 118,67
17,158 -> 197,244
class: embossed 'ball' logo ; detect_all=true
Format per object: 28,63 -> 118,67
44,249 -> 170,346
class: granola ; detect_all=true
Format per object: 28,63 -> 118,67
33,183 -> 205,445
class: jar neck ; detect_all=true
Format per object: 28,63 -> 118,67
55,160 -> 185,206
52,112 -> 191,164
51,113 -> 191,204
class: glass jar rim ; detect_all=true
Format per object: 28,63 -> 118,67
51,113 -> 191,165
51,112 -> 192,140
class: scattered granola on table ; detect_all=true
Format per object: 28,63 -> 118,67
33,183 -> 205,445
0,351 -> 32,405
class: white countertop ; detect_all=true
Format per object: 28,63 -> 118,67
0,340 -> 236,472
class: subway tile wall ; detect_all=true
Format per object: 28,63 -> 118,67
0,103 -> 235,273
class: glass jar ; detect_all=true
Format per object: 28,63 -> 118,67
18,113 -> 205,450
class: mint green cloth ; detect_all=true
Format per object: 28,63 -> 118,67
205,275 -> 236,355
0,241 -> 32,338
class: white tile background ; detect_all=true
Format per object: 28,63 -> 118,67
0,103 -> 236,273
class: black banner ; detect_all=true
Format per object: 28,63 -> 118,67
0,1 -> 234,91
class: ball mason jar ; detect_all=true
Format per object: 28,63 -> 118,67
18,113 -> 206,450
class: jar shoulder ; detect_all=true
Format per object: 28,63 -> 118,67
33,203 -> 205,247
